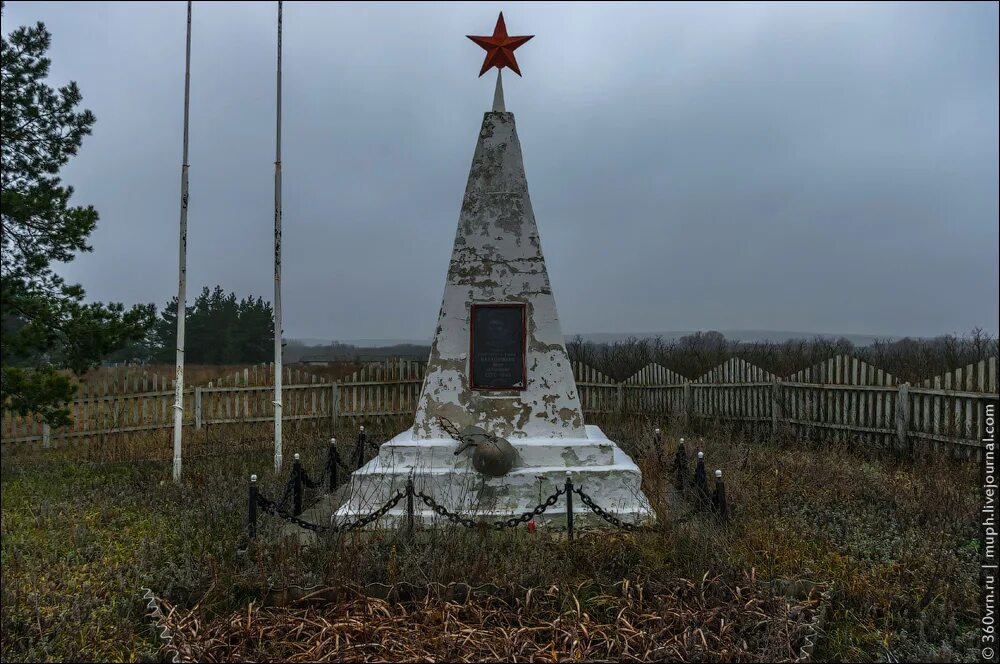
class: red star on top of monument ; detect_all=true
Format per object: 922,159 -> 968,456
467,12 -> 533,77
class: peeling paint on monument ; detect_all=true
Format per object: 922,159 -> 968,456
413,111 -> 586,440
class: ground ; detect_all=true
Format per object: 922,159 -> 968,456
0,418 -> 980,662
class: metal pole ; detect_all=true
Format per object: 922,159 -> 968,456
356,425 -> 366,469
172,0 -> 193,483
565,471 -> 574,541
272,0 -> 284,473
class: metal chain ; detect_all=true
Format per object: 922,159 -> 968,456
336,490 -> 405,532
256,490 -> 404,533
258,481 -> 646,535
300,468 -> 322,490
573,487 -> 642,531
414,487 -> 565,530
274,470 -> 296,511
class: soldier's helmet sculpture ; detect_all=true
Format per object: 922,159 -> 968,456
439,417 -> 517,477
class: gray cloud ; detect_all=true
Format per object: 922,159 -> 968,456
5,1 -> 997,340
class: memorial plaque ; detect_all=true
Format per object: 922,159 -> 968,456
470,303 -> 526,390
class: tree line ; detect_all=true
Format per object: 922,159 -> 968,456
104,286 -> 274,366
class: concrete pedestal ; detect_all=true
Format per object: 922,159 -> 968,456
333,425 -> 653,528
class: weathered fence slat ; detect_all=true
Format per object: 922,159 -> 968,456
2,356 -> 994,457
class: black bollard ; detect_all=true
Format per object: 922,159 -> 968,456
355,425 -> 366,469
292,453 -> 303,516
673,438 -> 688,491
654,427 -> 663,467
248,474 -> 258,540
406,477 -> 415,539
693,451 -> 709,509
713,469 -> 728,522
565,472 -> 574,541
328,437 -> 338,492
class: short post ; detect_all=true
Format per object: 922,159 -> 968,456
673,437 -> 688,491
713,469 -> 728,522
653,427 -> 663,467
355,425 -> 366,469
292,453 -> 303,516
565,471 -> 574,541
248,474 -> 258,540
694,451 -> 708,508
406,477 -> 415,539
328,437 -> 338,491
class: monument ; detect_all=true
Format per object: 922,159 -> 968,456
335,13 -> 653,527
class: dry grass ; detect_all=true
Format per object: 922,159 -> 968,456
0,416 -> 981,662
155,575 -> 826,662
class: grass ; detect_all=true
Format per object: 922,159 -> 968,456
0,418 -> 981,662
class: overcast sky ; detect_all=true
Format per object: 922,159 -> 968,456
4,1 -> 998,341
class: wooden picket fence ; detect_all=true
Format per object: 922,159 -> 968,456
2,355 -> 996,459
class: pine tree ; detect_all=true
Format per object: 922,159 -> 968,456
146,286 -> 273,365
1,9 -> 154,424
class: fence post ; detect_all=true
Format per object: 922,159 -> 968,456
565,471 -> 574,541
896,382 -> 911,456
292,453 -> 303,516
713,469 -> 727,522
248,474 -> 258,540
329,437 -> 338,491
331,383 -> 339,431
406,477 -> 414,539
770,379 -> 780,438
194,387 -> 202,430
42,423 -> 50,449
617,383 -> 625,416
683,382 -> 693,429
355,425 -> 366,469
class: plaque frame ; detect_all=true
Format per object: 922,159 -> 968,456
469,302 -> 528,391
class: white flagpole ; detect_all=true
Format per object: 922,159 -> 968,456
273,0 -> 284,473
172,0 -> 193,483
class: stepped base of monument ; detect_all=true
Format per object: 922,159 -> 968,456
333,425 -> 654,528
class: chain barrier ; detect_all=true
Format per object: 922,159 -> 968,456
253,474 -> 657,537
573,486 -> 643,532
274,470 -> 296,512
256,490 -> 405,534
415,487 -> 566,530
300,469 -> 322,490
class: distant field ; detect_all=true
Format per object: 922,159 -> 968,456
0,418 -> 979,662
